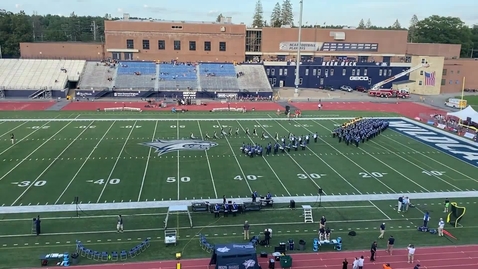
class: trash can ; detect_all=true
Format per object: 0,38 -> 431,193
71,253 -> 79,265
280,255 -> 292,269
299,240 -> 306,251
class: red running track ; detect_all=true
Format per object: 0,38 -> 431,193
34,244 -> 478,269
61,101 -> 283,111
292,102 -> 446,119
0,101 -> 54,111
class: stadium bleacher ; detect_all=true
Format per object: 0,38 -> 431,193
158,63 -> 198,89
0,59 -> 85,90
78,62 -> 115,90
115,62 -> 156,89
198,63 -> 239,91
234,65 -> 272,91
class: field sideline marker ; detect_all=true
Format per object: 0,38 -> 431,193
0,217 -> 422,239
96,121 -> 137,203
54,121 -> 117,204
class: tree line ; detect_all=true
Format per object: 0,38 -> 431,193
0,7 -> 477,58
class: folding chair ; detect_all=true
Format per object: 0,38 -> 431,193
111,251 -> 119,261
101,252 -> 109,261
120,250 -> 127,260
85,249 -> 93,259
93,251 -> 101,261
128,248 -> 137,258
79,246 -> 86,257
140,241 -> 147,252
144,238 -> 150,248
205,243 -> 214,253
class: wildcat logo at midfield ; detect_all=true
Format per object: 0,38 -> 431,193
141,139 -> 218,156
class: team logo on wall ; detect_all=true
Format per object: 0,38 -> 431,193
141,139 -> 218,155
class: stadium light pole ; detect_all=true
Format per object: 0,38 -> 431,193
294,0 -> 304,93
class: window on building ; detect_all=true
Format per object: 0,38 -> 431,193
271,68 -> 275,76
299,78 -> 303,85
456,80 -> 459,84
441,79 -> 446,85
388,69 -> 392,76
342,68 -> 346,76
379,69 -> 383,76
126,39 -> 134,49
352,69 -> 356,76
158,40 -> 165,50
356,68 -> 360,76
279,69 -> 283,76
266,68 -> 270,75
219,42 -> 226,51
171,25 -> 183,29
312,69 -> 316,76
124,52 -> 133,60
364,68 -> 368,76
305,69 -> 309,76
419,81 -> 422,85
142,40 -> 150,50
450,70 -> 454,74
284,68 -> 287,76
420,70 -> 423,75
204,41 -> 211,51
189,41 -> 196,51
442,69 -> 447,75
174,40 -> 181,50
330,68 -> 334,76
457,70 -> 460,74
112,52 -> 121,60
317,69 -> 321,76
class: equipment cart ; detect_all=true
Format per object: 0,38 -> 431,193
164,229 -> 177,246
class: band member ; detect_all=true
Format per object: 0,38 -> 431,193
443,198 -> 450,213
205,132 -> 211,139
11,133 -> 15,144
116,215 -> 124,233
213,131 -> 219,139
252,128 -> 257,136
190,133 -> 196,139
378,223 -> 386,239
320,215 -> 326,229
235,128 -> 240,136
245,128 -> 250,135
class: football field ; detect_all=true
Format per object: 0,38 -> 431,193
0,112 -> 477,207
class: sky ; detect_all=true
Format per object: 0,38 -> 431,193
4,0 -> 478,27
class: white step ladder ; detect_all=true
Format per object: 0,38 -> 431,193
302,205 -> 314,223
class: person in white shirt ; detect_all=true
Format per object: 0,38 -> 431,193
352,257 -> 359,269
438,218 -> 445,236
407,244 -> 416,263
358,256 -> 364,269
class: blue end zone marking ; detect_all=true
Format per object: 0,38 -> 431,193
387,119 -> 478,168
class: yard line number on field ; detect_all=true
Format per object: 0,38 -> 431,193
54,121 -> 117,204
96,121 -> 137,203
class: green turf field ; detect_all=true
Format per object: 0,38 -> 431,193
0,111 -> 477,268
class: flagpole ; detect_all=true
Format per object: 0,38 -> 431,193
294,0 -> 304,94
461,76 -> 465,110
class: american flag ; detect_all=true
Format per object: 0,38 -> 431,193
424,71 -> 435,86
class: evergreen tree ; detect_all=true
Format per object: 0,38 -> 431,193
358,19 -> 365,29
280,0 -> 294,26
365,19 -> 372,29
252,0 -> 264,28
391,19 -> 401,29
408,14 -> 419,42
216,13 -> 224,22
270,2 -> 282,27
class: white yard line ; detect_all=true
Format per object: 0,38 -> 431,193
382,134 -> 478,184
54,121 -> 117,204
0,121 -> 74,183
258,119 -> 325,194
295,118 -> 397,193
216,120 -> 253,193
314,119 -> 430,192
11,121 -> 96,206
137,120 -> 159,201
0,121 -> 28,138
272,118 -> 392,220
96,121 -> 137,203
0,121 -> 53,157
236,120 -> 291,196
176,120 -> 180,200
369,140 -> 462,190
196,120 -> 218,199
